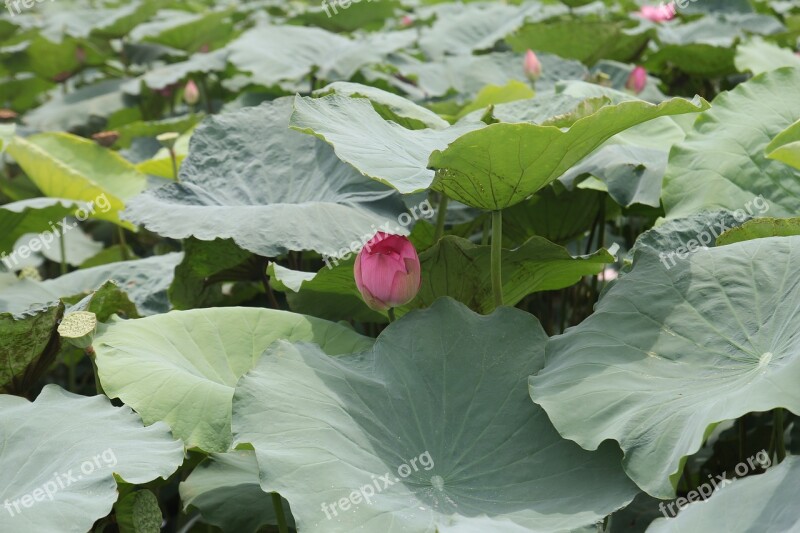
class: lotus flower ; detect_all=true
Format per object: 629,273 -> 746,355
626,66 -> 648,94
184,80 -> 200,106
400,15 -> 413,27
523,50 -> 542,80
636,4 -> 676,22
354,233 -> 421,311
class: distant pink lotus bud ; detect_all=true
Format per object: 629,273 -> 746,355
354,232 -> 421,311
75,46 -> 86,64
626,66 -> 648,94
400,15 -> 413,27
184,80 -> 200,106
523,49 -> 542,80
637,4 -> 676,22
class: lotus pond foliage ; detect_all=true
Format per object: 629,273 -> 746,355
0,0 -> 799,532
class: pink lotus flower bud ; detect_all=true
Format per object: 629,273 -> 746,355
184,80 -> 200,106
400,15 -> 413,27
636,4 -> 676,22
523,50 -> 542,81
626,66 -> 648,94
354,232 -> 421,311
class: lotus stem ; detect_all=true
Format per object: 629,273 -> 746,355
491,210 -> 503,308
272,493 -> 289,533
434,194 -> 449,241
388,308 -> 396,323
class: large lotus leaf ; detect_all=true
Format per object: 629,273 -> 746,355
314,82 -> 450,130
22,78 -> 130,133
291,0 -> 400,32
502,187 -> 604,245
123,98 -> 405,257
488,91 -> 607,125
417,2 -> 561,59
455,81 -> 535,120
227,25 -> 415,88
530,235 -> 800,498
0,198 -> 81,254
393,51 -> 588,99
0,73 -> 55,113
647,456 -> 800,532
180,450 -> 292,533
92,307 -> 374,452
122,49 -> 229,95
735,37 -> 800,75
429,96 -> 709,210
17,225 -> 103,268
647,15 -> 784,76
507,18 -> 648,64
0,253 -> 182,316
0,302 -> 63,392
290,94 -> 481,194
6,133 -> 146,228
559,116 -> 690,208
0,385 -> 184,533
231,298 -> 638,532
414,235 -> 616,313
139,10 -> 233,52
765,117 -> 800,171
662,68 -> 800,219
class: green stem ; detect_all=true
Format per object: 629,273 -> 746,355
169,147 -> 179,182
491,210 -> 503,308
775,408 -> 786,463
117,227 -> 130,261
59,231 -> 67,275
433,194 -> 449,242
272,493 -> 289,533
88,348 -> 104,396
388,307 -> 396,323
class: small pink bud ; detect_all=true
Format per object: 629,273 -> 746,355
523,50 -> 542,81
636,4 -> 676,22
400,15 -> 413,27
354,232 -> 421,311
626,66 -> 648,94
184,80 -> 200,106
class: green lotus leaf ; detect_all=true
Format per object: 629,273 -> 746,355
663,68 -> 800,219
124,98 -> 405,257
716,217 -> 800,246
429,95 -> 708,210
92,307 -> 374,452
765,118 -> 800,171
180,450 -> 293,533
22,79 -> 130,133
0,253 -> 182,316
530,235 -> 800,498
314,82 -> 450,130
0,197 -> 81,255
735,37 -> 800,75
0,384 -> 184,533
232,298 -> 638,532
0,302 -> 63,393
6,132 -> 146,228
290,94 -> 482,194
